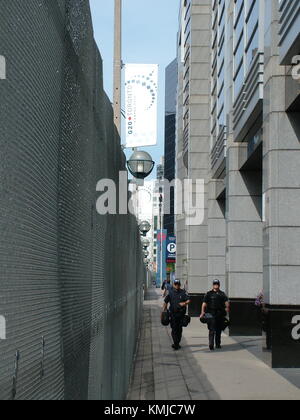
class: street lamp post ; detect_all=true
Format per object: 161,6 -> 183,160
139,221 -> 151,237
114,0 -> 155,281
159,190 -> 163,288
141,237 -> 150,250
113,0 -> 122,136
127,150 -> 155,180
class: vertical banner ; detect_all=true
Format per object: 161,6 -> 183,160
156,230 -> 167,288
124,64 -> 158,148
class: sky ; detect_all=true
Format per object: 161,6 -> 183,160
90,0 -> 180,175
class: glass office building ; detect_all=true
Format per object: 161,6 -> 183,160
164,59 -> 177,236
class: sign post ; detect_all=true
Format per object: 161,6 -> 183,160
113,0 -> 122,136
156,230 -> 167,288
166,236 -> 176,283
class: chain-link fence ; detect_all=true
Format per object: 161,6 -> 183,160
0,0 -> 145,400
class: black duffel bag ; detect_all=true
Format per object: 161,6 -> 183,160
222,317 -> 230,331
161,311 -> 170,326
182,314 -> 191,328
200,313 -> 214,324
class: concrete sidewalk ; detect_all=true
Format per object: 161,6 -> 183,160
127,288 -> 300,401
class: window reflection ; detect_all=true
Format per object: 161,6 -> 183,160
246,29 -> 259,70
212,0 -> 226,136
233,0 -> 260,99
246,0 -> 259,42
234,0 -> 245,100
234,63 -> 245,99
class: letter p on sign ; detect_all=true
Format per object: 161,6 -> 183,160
291,315 -> 300,341
167,243 -> 176,253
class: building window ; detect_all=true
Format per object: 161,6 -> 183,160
233,0 -> 245,100
216,0 -> 226,133
234,62 -> 245,99
235,0 -> 244,20
211,0 -> 226,142
246,28 -> 258,70
245,0 -> 259,71
183,109 -> 189,130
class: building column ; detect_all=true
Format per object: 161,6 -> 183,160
208,180 -> 226,290
185,0 -> 211,316
263,0 -> 300,368
226,140 -> 263,335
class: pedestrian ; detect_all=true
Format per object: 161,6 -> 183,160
162,277 -> 172,297
163,280 -> 191,351
200,280 -> 230,351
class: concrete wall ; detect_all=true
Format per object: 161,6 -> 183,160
263,0 -> 300,307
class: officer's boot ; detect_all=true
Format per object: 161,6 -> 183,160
216,333 -> 221,349
209,331 -> 215,351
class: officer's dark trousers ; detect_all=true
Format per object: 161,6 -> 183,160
207,316 -> 223,348
170,312 -> 184,347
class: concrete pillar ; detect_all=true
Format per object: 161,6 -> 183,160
175,0 -> 212,316
226,140 -> 263,335
263,0 -> 300,367
208,180 -> 226,290
185,0 -> 211,315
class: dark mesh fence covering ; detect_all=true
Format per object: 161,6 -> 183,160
0,0 -> 145,400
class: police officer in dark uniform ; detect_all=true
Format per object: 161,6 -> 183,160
163,280 -> 190,351
200,280 -> 230,350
